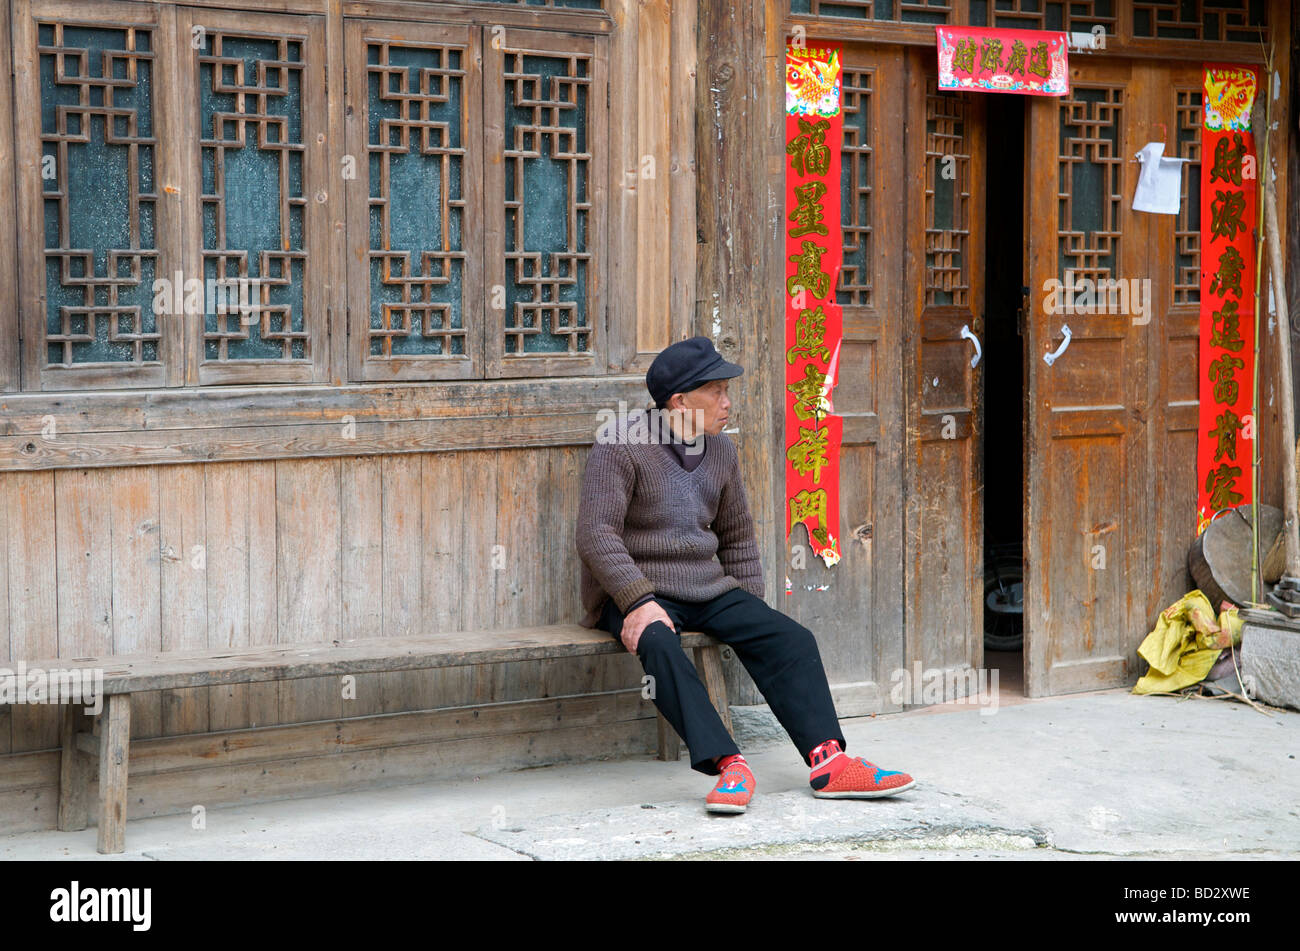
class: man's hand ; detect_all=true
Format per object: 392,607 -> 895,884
620,600 -> 675,653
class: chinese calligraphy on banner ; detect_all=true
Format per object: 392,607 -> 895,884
1197,64 -> 1259,534
784,45 -> 843,568
935,26 -> 1069,96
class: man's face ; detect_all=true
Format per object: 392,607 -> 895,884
671,379 -> 732,437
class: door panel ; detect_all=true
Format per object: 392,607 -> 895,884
902,56 -> 985,697
1025,61 -> 1153,696
782,45 -> 906,717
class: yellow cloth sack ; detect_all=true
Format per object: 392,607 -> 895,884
1132,590 -> 1243,695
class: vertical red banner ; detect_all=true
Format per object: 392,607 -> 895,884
1196,64 -> 1259,534
784,45 -> 843,568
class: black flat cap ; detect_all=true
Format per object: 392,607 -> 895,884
646,336 -> 744,407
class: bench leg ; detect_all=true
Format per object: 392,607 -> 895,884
694,645 -> 733,737
655,712 -> 681,762
57,704 -> 91,832
96,695 -> 131,855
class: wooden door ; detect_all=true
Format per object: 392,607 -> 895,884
1025,59 -> 1175,696
900,52 -> 986,698
781,44 -> 907,717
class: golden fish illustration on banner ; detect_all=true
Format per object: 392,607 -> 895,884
786,47 -> 842,118
1204,66 -> 1257,132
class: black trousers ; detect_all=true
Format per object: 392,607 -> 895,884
598,586 -> 847,776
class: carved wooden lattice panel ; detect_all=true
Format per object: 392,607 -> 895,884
787,0 -> 954,23
503,50 -> 590,356
1174,88 -> 1202,306
34,19 -> 165,387
197,29 -> 310,373
1057,85 -> 1123,288
347,25 -> 482,381
369,41 -> 466,362
968,0 -> 1118,32
924,81 -> 971,308
485,30 -> 605,378
838,68 -> 874,308
1132,0 -> 1267,42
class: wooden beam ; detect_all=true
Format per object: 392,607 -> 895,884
0,376 -> 647,471
96,694 -> 131,854
56,705 -> 91,831
21,628 -> 726,694
696,0 -> 784,706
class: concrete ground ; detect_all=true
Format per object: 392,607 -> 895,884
3,679 -> 1297,861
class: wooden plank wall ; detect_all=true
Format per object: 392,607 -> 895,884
0,449 -> 657,830
0,0 -> 708,833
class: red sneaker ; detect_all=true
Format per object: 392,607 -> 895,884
809,741 -> 915,798
705,760 -> 755,814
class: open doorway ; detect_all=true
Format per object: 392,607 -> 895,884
981,92 -> 1026,695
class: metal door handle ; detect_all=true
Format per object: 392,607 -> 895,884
960,324 -> 981,368
1043,324 -> 1072,366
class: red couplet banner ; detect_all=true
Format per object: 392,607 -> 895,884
1196,63 -> 1259,534
935,26 -> 1069,96
784,44 -> 843,568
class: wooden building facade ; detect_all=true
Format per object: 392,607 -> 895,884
0,0 -> 1297,834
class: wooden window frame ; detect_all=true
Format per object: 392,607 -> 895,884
786,0 -> 1282,61
0,0 -> 670,471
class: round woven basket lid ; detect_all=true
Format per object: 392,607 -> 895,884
1188,503 -> 1283,608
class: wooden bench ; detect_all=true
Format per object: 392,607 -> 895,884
31,624 -> 732,853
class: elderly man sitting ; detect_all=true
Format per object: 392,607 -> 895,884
576,336 -> 915,813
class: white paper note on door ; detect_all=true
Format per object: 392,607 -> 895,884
1132,142 -> 1190,215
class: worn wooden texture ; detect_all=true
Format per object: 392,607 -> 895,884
22,627 -> 722,694
1256,1 -> 1294,551
204,462 -> 280,731
0,0 -> 686,458
276,458 -> 344,725
159,464 -> 208,736
901,52 -> 985,700
1,690 -> 652,836
1291,0 -> 1300,459
56,705 -> 91,830
787,2 -> 1275,63
0,0 -> 17,392
0,378 -> 645,471
695,0 -> 783,706
1,471 -> 59,753
1025,61 -> 1150,697
110,467 -> 163,739
3,447 -> 643,754
778,44 -> 905,717
95,694 -> 130,853
635,0 -> 671,357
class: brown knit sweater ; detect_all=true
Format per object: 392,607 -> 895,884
575,408 -> 765,627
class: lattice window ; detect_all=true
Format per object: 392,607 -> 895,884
500,46 -> 593,358
37,21 -> 163,379
16,5 -> 610,391
363,38 -> 472,372
838,68 -> 874,308
788,0 -> 954,24
1132,1 -> 1267,42
198,30 -> 310,369
968,0 -> 1118,33
1057,85 -> 1123,287
924,81 -> 971,308
1174,89 -> 1202,306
